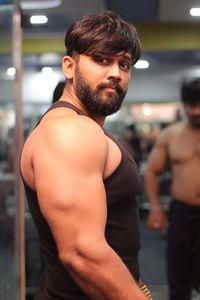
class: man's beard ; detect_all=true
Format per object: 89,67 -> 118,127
189,116 -> 200,128
74,66 -> 127,116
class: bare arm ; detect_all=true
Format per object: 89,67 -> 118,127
33,116 -> 149,300
145,130 -> 170,232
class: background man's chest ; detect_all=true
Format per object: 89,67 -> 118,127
169,132 -> 200,163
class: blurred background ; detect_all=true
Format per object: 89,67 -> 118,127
1,0 -> 200,299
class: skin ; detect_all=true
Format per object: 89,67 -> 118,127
20,52 -> 149,300
145,102 -> 200,232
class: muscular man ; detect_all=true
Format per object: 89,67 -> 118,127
20,11 -> 151,300
145,78 -> 200,300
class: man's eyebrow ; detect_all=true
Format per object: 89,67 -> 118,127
122,54 -> 132,62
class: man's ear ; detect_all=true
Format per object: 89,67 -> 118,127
62,56 -> 76,80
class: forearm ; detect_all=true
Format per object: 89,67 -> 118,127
145,170 -> 161,208
145,169 -> 168,232
60,243 -> 149,300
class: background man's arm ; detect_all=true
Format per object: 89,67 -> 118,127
144,131 -> 170,232
33,116 -> 149,300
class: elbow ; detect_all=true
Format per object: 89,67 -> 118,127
144,169 -> 152,183
145,167 -> 158,180
59,249 -> 80,272
58,237 -> 110,273
58,237 -> 88,270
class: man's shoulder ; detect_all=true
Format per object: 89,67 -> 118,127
57,114 -> 105,140
155,121 -> 184,146
159,121 -> 185,137
39,112 -> 103,138
37,114 -> 107,157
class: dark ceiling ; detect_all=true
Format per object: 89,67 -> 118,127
18,0 -> 200,36
104,0 -> 160,22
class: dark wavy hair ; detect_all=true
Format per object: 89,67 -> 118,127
64,11 -> 141,65
181,78 -> 200,104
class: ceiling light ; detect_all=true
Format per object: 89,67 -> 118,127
7,67 -> 16,76
190,8 -> 200,16
41,67 -> 53,74
30,15 -> 48,24
142,104 -> 152,117
134,60 -> 149,69
21,0 -> 62,10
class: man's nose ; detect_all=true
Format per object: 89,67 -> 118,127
107,64 -> 121,80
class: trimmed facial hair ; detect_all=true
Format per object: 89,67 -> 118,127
189,115 -> 200,128
74,65 -> 127,116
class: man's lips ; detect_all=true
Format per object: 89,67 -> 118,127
104,87 -> 118,92
97,81 -> 124,96
101,85 -> 122,95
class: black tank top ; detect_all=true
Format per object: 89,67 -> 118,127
22,101 -> 141,300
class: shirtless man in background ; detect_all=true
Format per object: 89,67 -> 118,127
145,78 -> 200,300
20,11 -> 151,300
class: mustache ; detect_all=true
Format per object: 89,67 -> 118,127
190,115 -> 200,120
97,80 -> 124,96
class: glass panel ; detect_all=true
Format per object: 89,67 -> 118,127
0,1 -> 22,299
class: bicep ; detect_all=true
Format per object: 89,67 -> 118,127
146,138 -> 169,175
33,118 -> 108,253
37,169 -> 107,252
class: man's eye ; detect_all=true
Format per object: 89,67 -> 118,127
120,62 -> 131,71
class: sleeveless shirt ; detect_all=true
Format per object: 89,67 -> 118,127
22,101 -> 141,300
